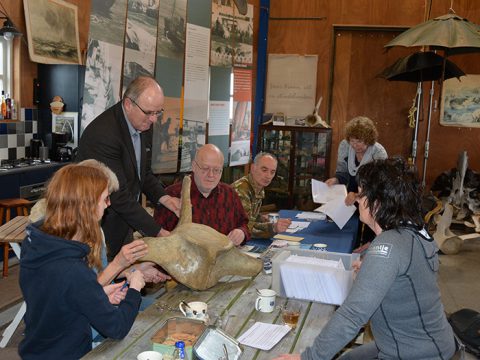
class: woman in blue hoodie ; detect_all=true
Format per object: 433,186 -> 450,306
19,164 -> 146,359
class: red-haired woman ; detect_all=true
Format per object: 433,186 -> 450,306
19,164 -> 146,359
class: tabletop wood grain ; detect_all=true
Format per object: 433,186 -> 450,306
83,271 -> 335,359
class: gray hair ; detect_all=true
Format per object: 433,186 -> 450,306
253,152 -> 277,164
29,160 -> 119,224
77,159 -> 119,193
123,76 -> 161,102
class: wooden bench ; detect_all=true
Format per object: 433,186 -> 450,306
0,216 -> 28,348
0,216 -> 28,260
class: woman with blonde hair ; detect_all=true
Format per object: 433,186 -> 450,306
19,164 -> 146,359
326,116 -> 387,206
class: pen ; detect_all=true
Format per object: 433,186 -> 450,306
120,268 -> 136,290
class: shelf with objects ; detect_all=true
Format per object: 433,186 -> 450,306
257,124 -> 332,210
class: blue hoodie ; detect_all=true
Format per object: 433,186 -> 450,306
19,223 -> 142,360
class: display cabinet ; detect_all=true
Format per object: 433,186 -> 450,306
257,125 -> 332,210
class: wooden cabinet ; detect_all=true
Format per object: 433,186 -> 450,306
257,125 -> 332,210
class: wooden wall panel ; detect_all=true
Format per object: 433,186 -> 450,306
268,0 -> 480,189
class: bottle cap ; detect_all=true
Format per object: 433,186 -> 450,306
175,341 -> 185,348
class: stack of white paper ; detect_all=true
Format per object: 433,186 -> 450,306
279,254 -> 352,305
295,211 -> 327,221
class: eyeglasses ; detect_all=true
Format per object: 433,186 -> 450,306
194,160 -> 223,176
128,97 -> 164,119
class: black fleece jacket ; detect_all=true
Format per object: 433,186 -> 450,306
19,222 -> 141,360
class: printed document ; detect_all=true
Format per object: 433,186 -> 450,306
311,179 -> 356,229
238,322 -> 291,350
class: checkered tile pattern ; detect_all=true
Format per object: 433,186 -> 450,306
0,108 -> 38,161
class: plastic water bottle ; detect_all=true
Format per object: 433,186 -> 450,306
172,341 -> 188,360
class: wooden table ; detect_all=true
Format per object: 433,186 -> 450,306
0,216 -> 28,348
83,270 -> 335,359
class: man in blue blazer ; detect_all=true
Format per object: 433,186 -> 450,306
77,76 -> 180,261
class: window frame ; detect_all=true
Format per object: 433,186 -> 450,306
0,37 -> 12,97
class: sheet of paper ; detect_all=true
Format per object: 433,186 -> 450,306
311,179 -> 347,204
237,322 -> 291,351
286,221 -> 310,233
316,198 -> 356,230
296,211 -> 326,221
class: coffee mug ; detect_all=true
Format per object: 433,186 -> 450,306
255,289 -> 276,313
268,213 -> 279,223
179,301 -> 208,321
137,350 -> 163,360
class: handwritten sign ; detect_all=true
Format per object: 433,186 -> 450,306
265,54 -> 318,117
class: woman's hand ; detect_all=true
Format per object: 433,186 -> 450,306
345,192 -> 357,206
114,240 -> 148,268
128,269 -> 146,291
325,177 -> 339,186
103,282 -> 127,305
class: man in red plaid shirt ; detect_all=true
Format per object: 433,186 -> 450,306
154,144 -> 250,245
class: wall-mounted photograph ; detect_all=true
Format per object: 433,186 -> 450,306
52,112 -> 79,148
440,74 -> 480,127
23,0 -> 81,64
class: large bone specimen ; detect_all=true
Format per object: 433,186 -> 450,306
140,175 -> 262,290
433,203 -> 463,255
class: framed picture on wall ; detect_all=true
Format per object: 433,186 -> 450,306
23,0 -> 81,64
440,74 -> 480,127
52,112 -> 78,148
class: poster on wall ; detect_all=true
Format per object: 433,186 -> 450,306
180,119 -> 206,172
211,2 -> 234,67
152,97 -> 181,174
181,22 -> 210,171
230,67 -> 252,166
122,0 -> 160,92
265,54 -> 318,117
440,74 -> 480,127
81,40 -> 122,132
81,0 -> 127,133
232,4 -> 253,68
89,0 -> 127,46
157,0 -> 187,61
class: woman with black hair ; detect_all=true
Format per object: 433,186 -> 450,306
274,158 -> 455,360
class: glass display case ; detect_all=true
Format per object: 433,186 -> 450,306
258,125 -> 332,210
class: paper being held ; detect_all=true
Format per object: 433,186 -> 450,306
311,179 -> 356,229
311,179 -> 347,204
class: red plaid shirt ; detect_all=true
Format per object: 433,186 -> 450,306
154,180 -> 251,242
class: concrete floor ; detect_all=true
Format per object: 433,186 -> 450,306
0,238 -> 479,359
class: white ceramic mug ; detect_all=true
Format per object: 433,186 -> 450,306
312,243 -> 328,251
179,301 -> 208,321
137,350 -> 163,360
268,213 -> 279,223
255,289 -> 276,313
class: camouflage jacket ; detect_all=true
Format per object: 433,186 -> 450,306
232,174 -> 274,239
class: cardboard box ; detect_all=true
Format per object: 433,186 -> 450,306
151,317 -> 206,359
271,248 -> 360,306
